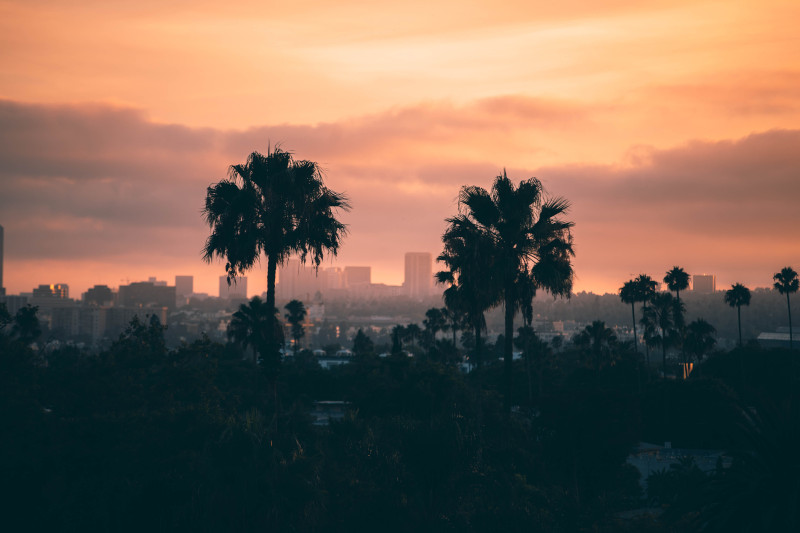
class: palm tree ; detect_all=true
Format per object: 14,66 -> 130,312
437,213 -> 501,368
642,292 -> 675,377
284,299 -> 307,356
664,266 -> 690,307
619,280 -> 640,353
453,172 -> 574,409
773,266 -> 798,349
203,147 -> 350,363
724,283 -> 751,348
665,266 -> 690,368
573,320 -> 617,371
684,318 -> 716,362
635,274 -> 658,367
228,296 -> 279,364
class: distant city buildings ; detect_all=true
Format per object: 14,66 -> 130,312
276,254 -> 437,302
219,275 -> 247,300
692,274 -> 716,293
404,252 -> 433,300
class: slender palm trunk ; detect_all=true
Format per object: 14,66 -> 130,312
266,254 -> 278,354
630,303 -> 638,353
503,292 -> 515,412
737,305 -> 743,347
661,327 -> 667,378
787,293 -> 793,350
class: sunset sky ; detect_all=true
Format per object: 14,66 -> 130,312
1,0 -> 799,297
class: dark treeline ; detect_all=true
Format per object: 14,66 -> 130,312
2,306 -> 799,532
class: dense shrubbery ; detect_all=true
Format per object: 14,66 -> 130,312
1,312 -> 797,532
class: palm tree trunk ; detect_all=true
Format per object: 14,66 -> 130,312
266,254 -> 278,356
503,293 -> 514,412
788,293 -> 793,350
737,305 -> 742,347
661,327 -> 667,378
631,303 -> 638,353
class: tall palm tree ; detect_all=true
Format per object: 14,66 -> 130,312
664,266 -> 690,307
724,283 -> 751,347
228,296 -> 278,364
773,266 -> 798,349
454,172 -> 574,409
284,299 -> 307,356
437,214 -> 501,368
635,274 -> 658,367
203,147 -> 350,362
642,292 -> 675,377
619,280 -> 640,353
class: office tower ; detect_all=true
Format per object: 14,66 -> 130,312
344,266 -> 371,287
118,281 -> 176,310
692,274 -> 716,294
83,285 -> 114,306
404,252 -> 432,299
175,275 -> 194,298
219,275 -> 248,299
0,223 -> 4,296
32,283 -> 69,299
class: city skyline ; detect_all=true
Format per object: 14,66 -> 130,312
1,1 -> 799,297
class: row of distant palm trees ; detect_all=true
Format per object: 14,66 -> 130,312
618,266 -> 798,377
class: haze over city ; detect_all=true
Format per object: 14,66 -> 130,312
1,0 -> 799,296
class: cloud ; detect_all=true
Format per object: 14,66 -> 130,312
0,99 -> 798,295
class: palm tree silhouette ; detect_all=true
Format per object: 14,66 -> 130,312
203,147 -> 350,363
724,283 -> 751,347
284,299 -> 307,356
634,274 -> 658,367
773,266 -> 798,349
228,296 -> 279,364
619,280 -> 641,353
664,266 -> 690,307
437,214 -> 501,368
573,320 -> 617,371
642,292 -> 675,377
684,318 -> 716,362
451,172 -> 574,409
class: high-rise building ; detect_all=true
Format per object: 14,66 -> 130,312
118,281 -> 176,310
0,223 -> 4,296
175,275 -> 194,298
692,274 -> 716,294
344,266 -> 371,287
404,252 -> 432,299
32,283 -> 69,299
83,285 -> 114,306
219,275 -> 247,299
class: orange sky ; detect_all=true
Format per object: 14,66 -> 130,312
1,0 -> 799,297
